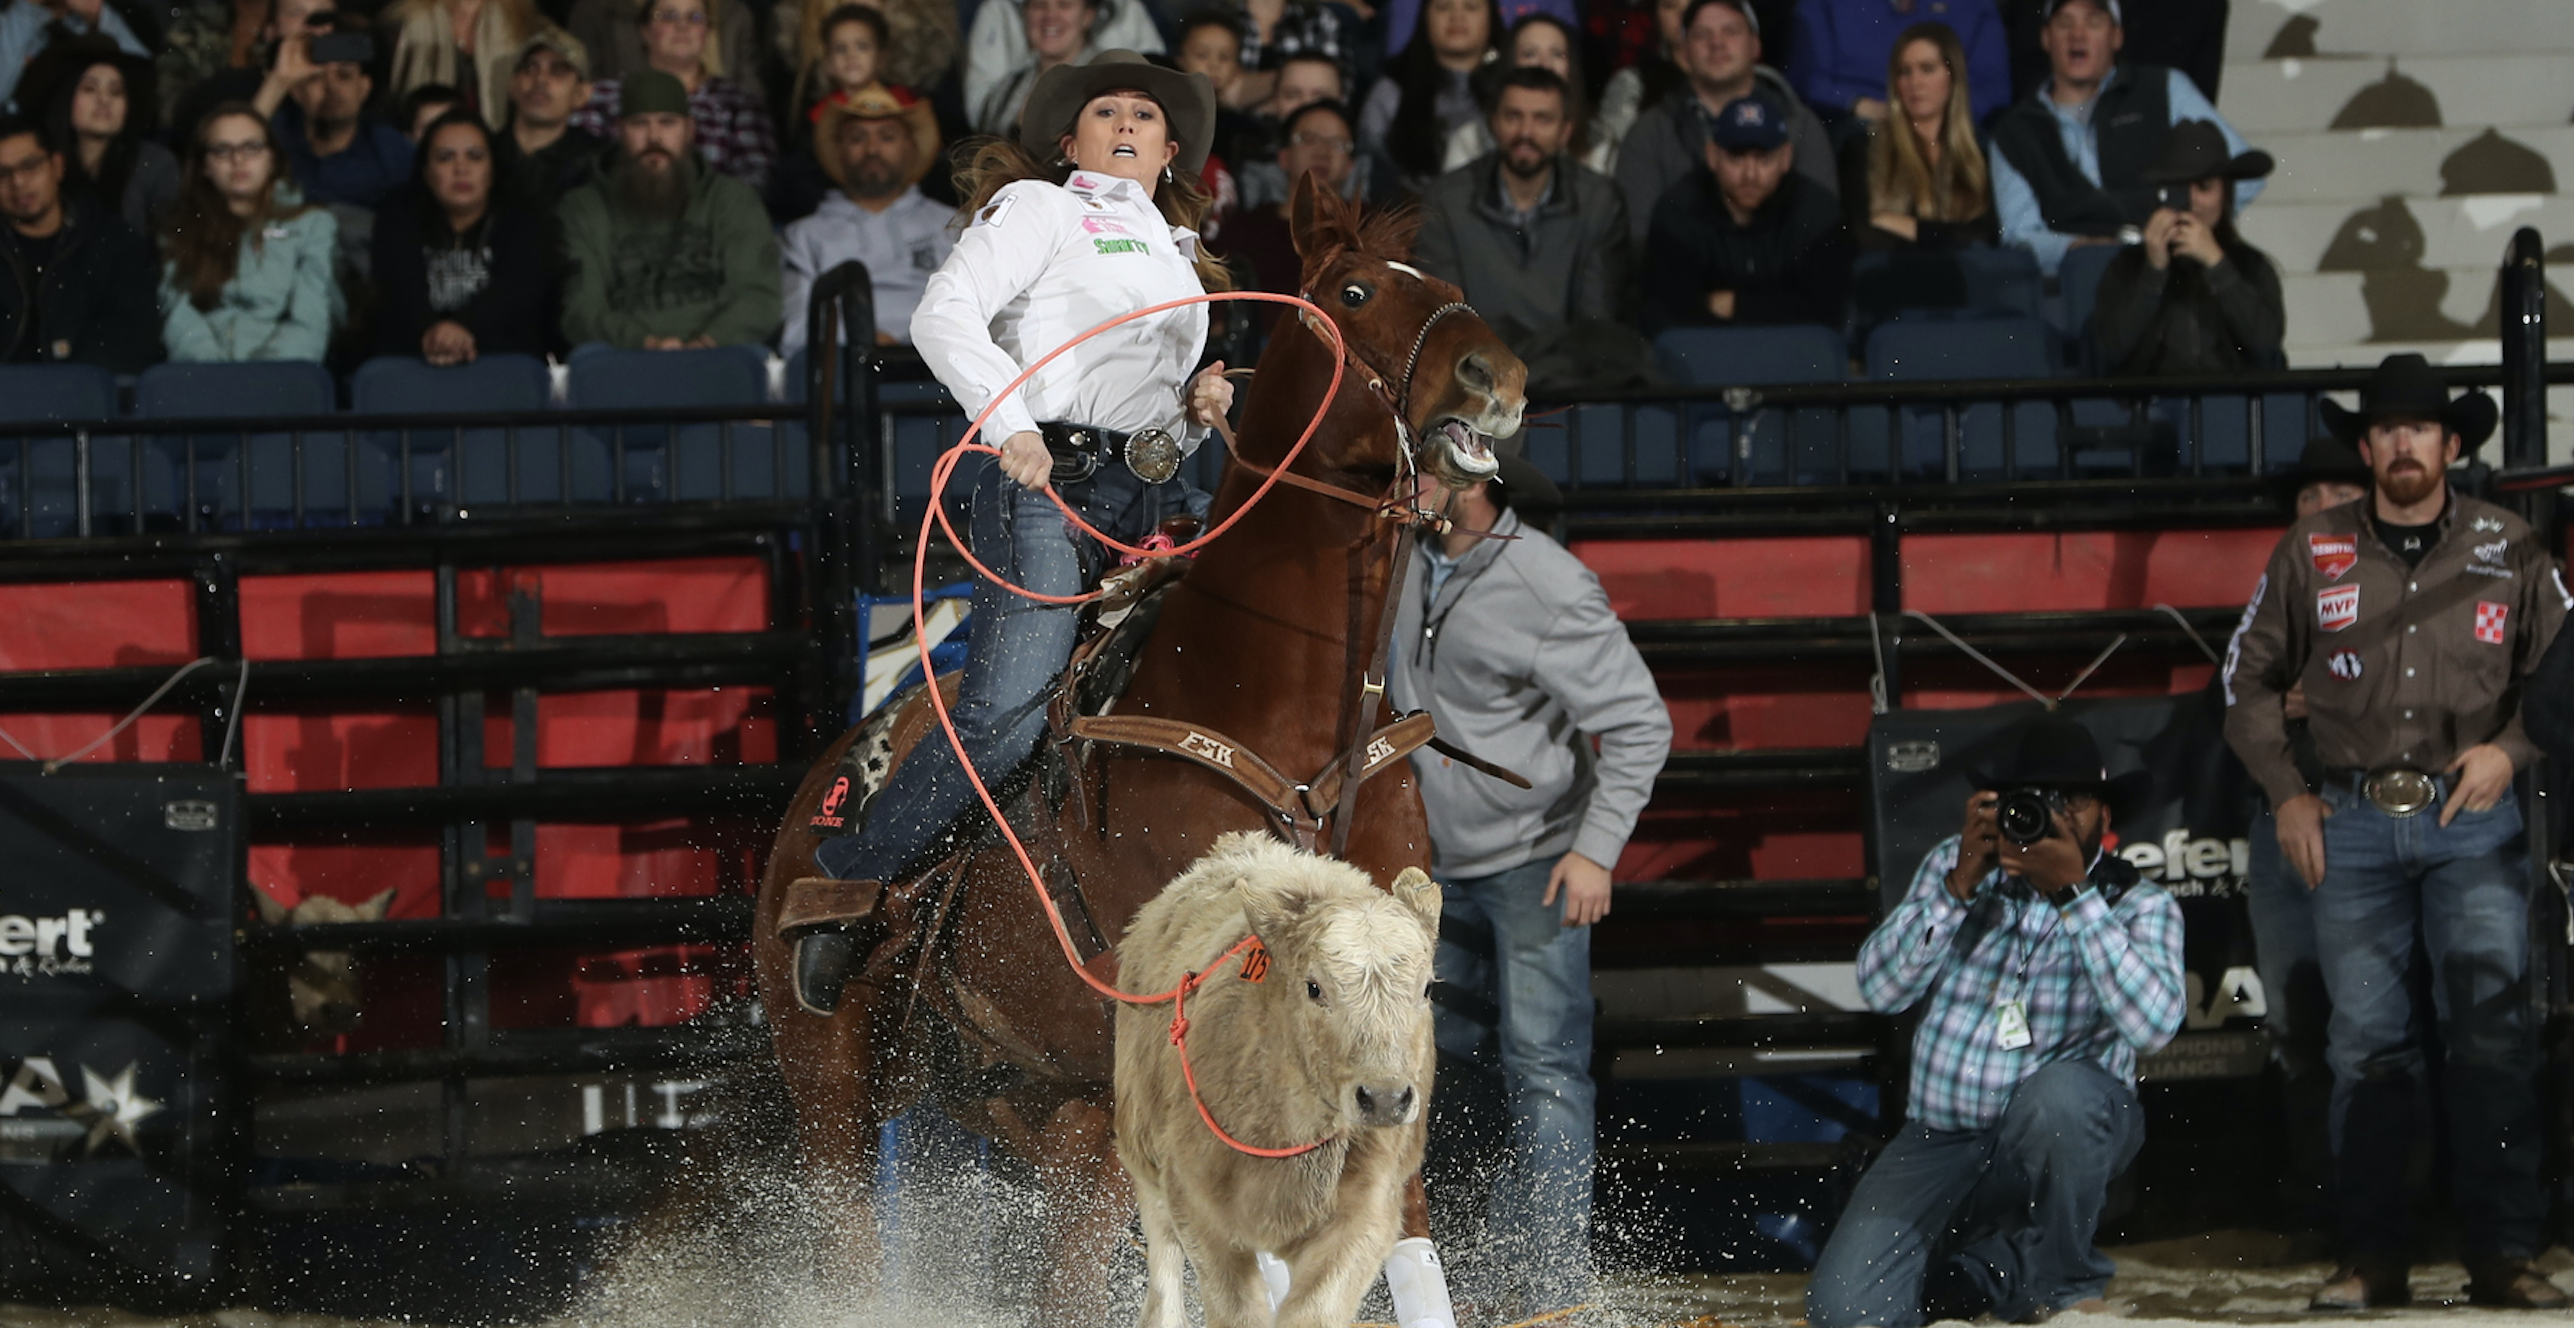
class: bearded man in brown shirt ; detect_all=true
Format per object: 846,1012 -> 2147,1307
2221,354 -> 2571,1312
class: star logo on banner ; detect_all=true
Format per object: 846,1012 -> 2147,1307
61,1063 -> 162,1156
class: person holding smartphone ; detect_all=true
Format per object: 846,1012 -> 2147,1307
2085,117 -> 2282,377
269,12 -> 418,208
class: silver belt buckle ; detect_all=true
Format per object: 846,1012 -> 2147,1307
2363,767 -> 2438,818
1123,428 -> 1182,484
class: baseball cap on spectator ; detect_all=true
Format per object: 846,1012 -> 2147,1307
619,68 -> 690,118
1679,0 -> 1756,35
516,27 -> 591,80
1701,94 -> 1789,153
2041,0 -> 2121,22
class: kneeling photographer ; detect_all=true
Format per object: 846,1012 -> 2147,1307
1807,714 -> 2184,1328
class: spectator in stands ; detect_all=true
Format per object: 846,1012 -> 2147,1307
160,103 -> 340,361
2087,121 -> 2280,375
568,0 -> 765,107
1988,0 -> 2258,277
1391,451 -> 1669,1324
965,0 -> 1161,132
372,109 -> 558,362
1592,0 -> 1689,168
272,14 -> 417,210
1360,0 -> 1500,196
779,0 -> 961,103
1416,68 -> 1633,391
778,84 -> 949,357
0,115 -> 161,370
1383,0 -> 1574,62
972,0 -> 1101,135
2223,355 -> 2566,1313
1789,0 -> 2007,129
496,29 -> 605,209
1641,93 -> 1849,331
2237,432 -> 2372,1252
1173,11 -> 1271,174
1233,49 -> 1349,209
1851,22 -> 1994,251
400,83 -> 463,140
0,0 -> 148,116
558,70 -> 778,350
21,36 -> 183,235
1806,713 -> 2181,1328
1216,95 -> 1355,311
1205,0 -> 1349,111
1613,0 -> 1833,248
380,0 -> 544,122
167,0 -> 328,141
2003,0 -> 2226,106
1443,14 -> 1608,175
569,0 -> 776,194
775,6 -> 942,222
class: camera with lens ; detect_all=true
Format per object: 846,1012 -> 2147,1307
1994,787 -> 2069,847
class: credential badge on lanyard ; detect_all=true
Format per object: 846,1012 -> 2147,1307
1995,998 -> 2032,1049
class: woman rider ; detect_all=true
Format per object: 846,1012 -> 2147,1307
794,50 -> 1236,1013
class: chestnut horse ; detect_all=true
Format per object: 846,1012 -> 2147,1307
749,175 -> 1528,1318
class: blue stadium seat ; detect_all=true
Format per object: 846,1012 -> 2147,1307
1866,315 -> 2059,478
0,364 -> 119,539
351,354 -> 554,513
1650,325 -> 1848,484
134,361 -> 341,530
2059,242 -> 2124,372
565,345 -> 775,501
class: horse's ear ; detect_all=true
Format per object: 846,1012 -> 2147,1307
1287,168 -> 1348,265
354,888 -> 399,922
251,887 -> 290,926
1388,867 -> 1440,933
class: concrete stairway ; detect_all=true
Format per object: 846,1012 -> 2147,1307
2219,0 -> 2572,452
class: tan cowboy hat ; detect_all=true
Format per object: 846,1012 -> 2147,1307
1016,50 -> 1216,176
814,83 -> 942,191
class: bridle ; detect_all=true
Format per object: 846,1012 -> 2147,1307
1240,280 -> 1478,525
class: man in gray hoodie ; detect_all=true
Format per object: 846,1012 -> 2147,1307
1390,455 -> 1670,1321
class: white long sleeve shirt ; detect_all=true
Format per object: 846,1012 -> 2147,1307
910,171 -> 1210,451
779,186 -> 954,359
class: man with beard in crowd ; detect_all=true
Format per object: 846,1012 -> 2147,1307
1414,67 -> 1630,392
498,29 -> 606,211
2222,353 -> 2571,1312
0,116 -> 160,372
1641,92 -> 1849,331
777,85 -> 949,359
558,69 -> 778,350
1613,0 -> 1833,248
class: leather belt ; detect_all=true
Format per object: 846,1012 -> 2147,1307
1039,421 -> 1183,485
2328,766 -> 2443,818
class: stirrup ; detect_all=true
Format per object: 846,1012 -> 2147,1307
793,931 -> 858,1015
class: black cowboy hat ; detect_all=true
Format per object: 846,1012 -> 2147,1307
2317,352 -> 2499,449
2271,433 -> 2372,492
1019,50 -> 1217,176
1491,451 -> 1562,517
2142,119 -> 2273,185
15,32 -> 158,136
1963,713 -> 2152,821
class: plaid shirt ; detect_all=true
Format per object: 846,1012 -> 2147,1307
570,75 -> 777,195
1236,0 -> 1348,75
1859,834 -> 2186,1132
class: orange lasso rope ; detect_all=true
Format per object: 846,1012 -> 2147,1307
901,289 -> 1351,1156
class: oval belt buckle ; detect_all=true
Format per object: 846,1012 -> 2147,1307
2363,767 -> 2438,818
1123,427 -> 1183,484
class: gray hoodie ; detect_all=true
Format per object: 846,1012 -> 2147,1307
1388,508 -> 1671,880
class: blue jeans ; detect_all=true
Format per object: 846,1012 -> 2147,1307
2309,781 -> 2542,1265
1806,1061 -> 2143,1328
2243,809 -> 2337,1227
1432,858 -> 1597,1312
814,454 -> 1196,883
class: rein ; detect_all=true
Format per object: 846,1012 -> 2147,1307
905,287 -> 1474,1158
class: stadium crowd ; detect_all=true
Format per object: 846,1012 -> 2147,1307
0,0 -> 2275,389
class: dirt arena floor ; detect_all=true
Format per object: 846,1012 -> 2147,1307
11,1234 -> 2574,1328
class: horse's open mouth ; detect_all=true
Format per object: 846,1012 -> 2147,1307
1429,418 -> 1499,477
